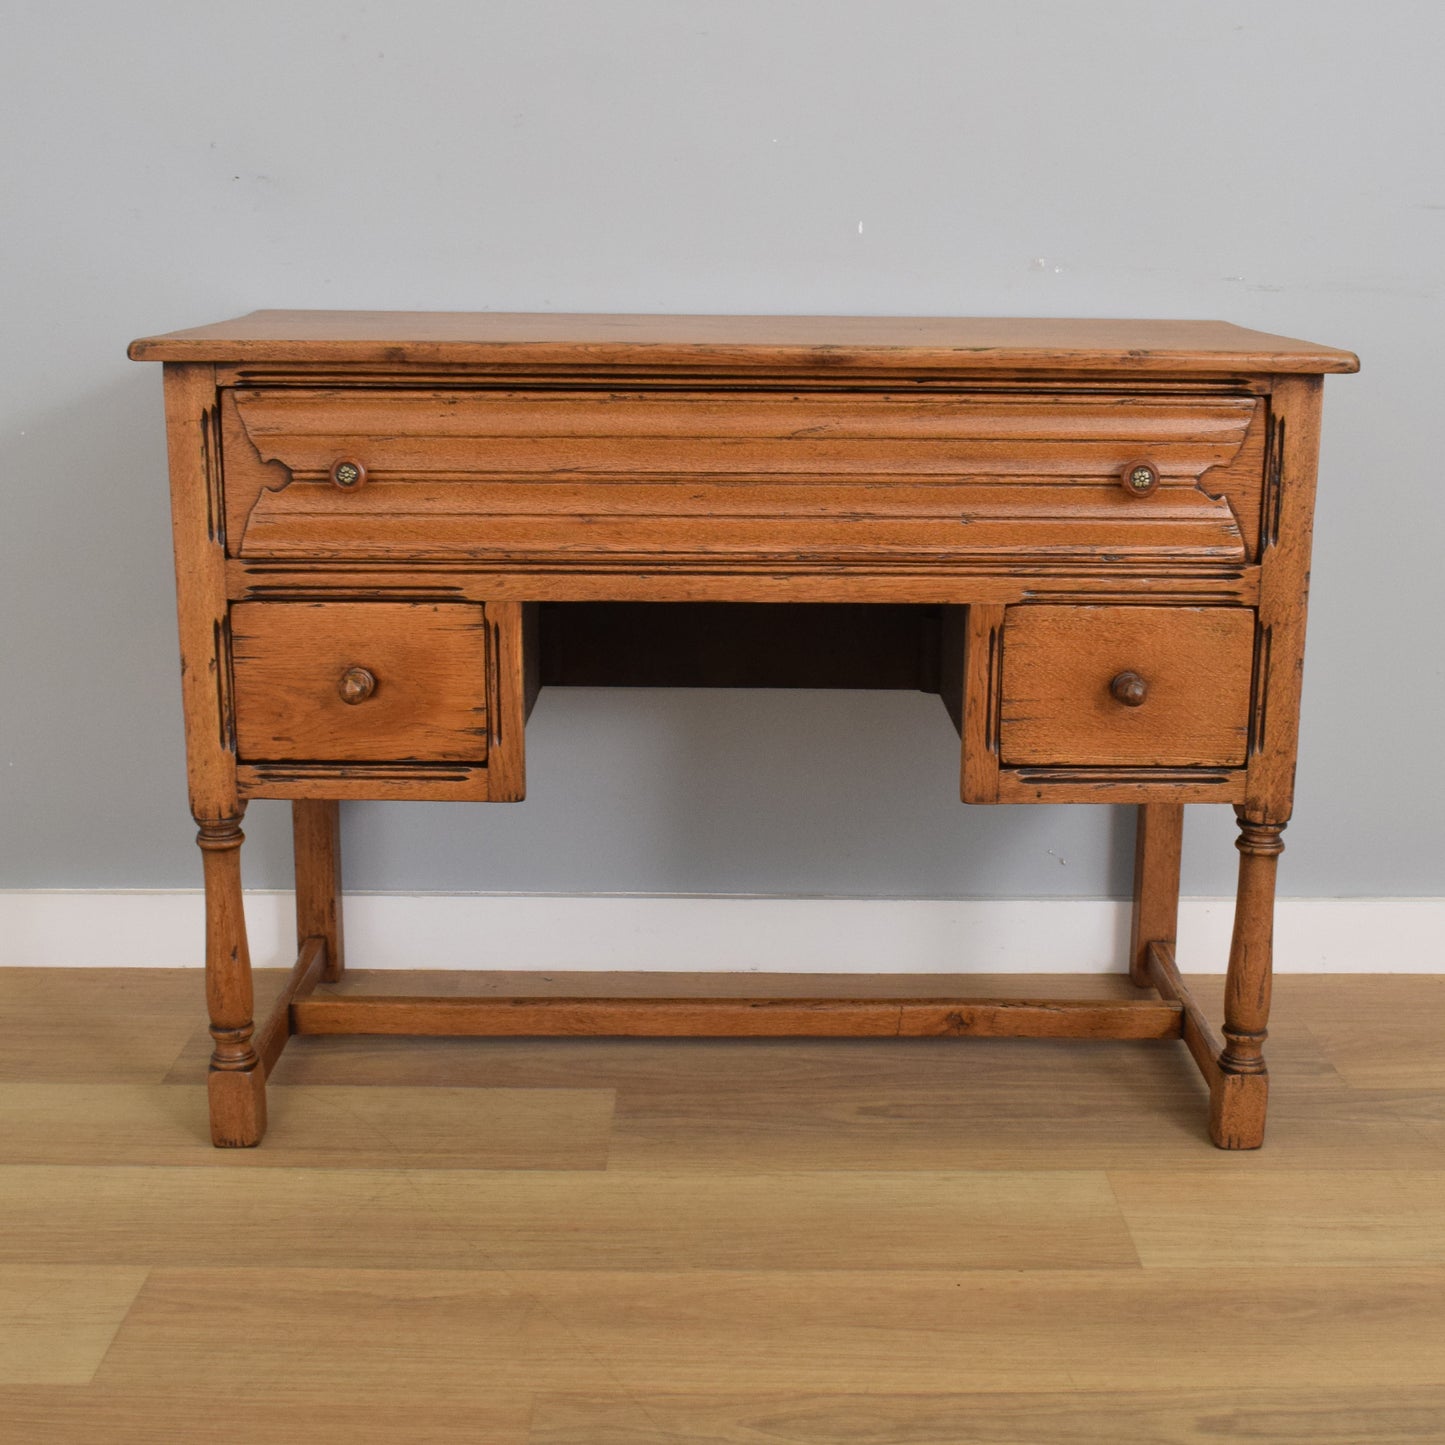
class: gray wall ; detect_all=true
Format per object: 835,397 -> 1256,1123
2,0 -> 1440,899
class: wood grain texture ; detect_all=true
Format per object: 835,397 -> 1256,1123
0,969 -> 199,1083
292,799 -> 344,980
230,600 -> 490,763
163,974 -> 1436,1170
0,1083 -> 616,1171
252,936 -> 325,1077
5,970 -> 1445,1438
1129,804 -> 1184,985
1284,974 -> 1445,1090
221,388 -> 1262,568
195,815 -> 264,1147
1111,1170 -> 1445,1268
959,602 -> 1004,802
0,1166 -> 1136,1272
999,605 -> 1255,767
602,1035 -> 1433,1173
237,492 -> 1252,569
1244,374 -> 1325,822
161,363 -> 236,821
226,561 -> 1260,606
92,1267 -> 1445,1396
529,1387 -> 1445,1445
483,599 -> 529,801
128,311 -> 1360,373
238,761 -> 495,801
0,1266 -> 148,1385
290,992 -> 1184,1039
1211,815 -> 1285,1148
230,385 -> 1262,455
0,1391 -> 533,1445
1148,942 -> 1224,1091
994,767 -> 1246,806
366,1047 -> 1440,1171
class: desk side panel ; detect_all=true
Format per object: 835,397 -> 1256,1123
162,363 -> 238,821
1243,374 -> 1325,824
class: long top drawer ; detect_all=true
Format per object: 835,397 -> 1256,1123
220,388 -> 1266,566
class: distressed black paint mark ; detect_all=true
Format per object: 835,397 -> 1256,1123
485,614 -> 504,753
1261,411 -> 1285,551
243,585 -> 467,601
200,402 -> 223,546
249,764 -> 475,782
1248,621 -> 1273,757
1011,769 -> 1235,786
1024,589 -> 1248,606
985,623 -> 1001,755
214,613 -> 236,754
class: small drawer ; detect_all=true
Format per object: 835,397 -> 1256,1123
230,601 -> 490,764
999,605 -> 1254,768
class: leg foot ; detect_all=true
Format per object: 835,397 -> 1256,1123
1209,1070 -> 1269,1149
207,1064 -> 268,1147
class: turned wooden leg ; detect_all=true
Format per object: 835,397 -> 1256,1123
197,813 -> 267,1147
293,799 -> 345,982
1129,803 -> 1184,987
1210,812 -> 1286,1149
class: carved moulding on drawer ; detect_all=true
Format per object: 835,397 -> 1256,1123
236,762 -> 496,802
220,388 -> 1264,568
995,768 -> 1248,806
219,389 -> 291,553
1195,395 -> 1268,557
213,362 -> 1277,392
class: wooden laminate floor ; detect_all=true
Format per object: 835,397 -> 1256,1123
2,967 -> 1444,1443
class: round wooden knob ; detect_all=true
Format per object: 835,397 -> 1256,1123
337,666 -> 376,704
1121,460 -> 1159,497
330,458 -> 367,490
1110,671 -> 1149,707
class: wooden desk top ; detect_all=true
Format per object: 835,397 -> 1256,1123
129,310 -> 1359,375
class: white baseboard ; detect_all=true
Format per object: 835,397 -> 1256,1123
0,891 -> 1439,972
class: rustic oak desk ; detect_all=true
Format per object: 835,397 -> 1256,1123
129,312 -> 1357,1149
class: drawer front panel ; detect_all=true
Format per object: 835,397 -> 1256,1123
999,605 -> 1254,768
221,389 -> 1265,565
231,602 -> 490,764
